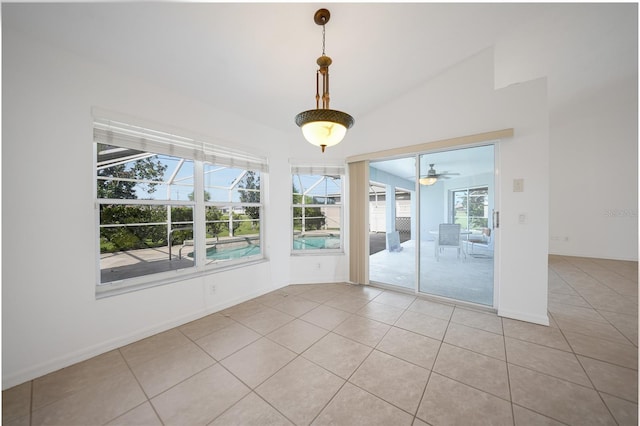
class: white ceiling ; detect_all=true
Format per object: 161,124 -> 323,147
4,2 -> 635,139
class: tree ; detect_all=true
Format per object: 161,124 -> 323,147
238,171 -> 260,224
292,183 -> 326,232
97,145 -> 167,199
98,146 -> 169,251
206,207 -> 223,237
188,191 -> 211,202
229,211 -> 242,236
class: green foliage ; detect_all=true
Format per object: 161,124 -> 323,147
98,149 -> 172,252
230,212 -> 241,235
239,171 -> 260,221
293,207 -> 326,230
292,182 -> 326,231
100,205 -> 168,252
188,191 -> 211,201
170,206 -> 194,244
206,206 -> 223,237
97,147 -> 167,199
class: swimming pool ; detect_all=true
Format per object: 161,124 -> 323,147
293,235 -> 340,250
188,243 -> 261,261
206,244 -> 261,260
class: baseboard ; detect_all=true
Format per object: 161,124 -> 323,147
2,308 -> 211,390
2,285 -> 280,390
548,250 -> 638,262
498,308 -> 549,326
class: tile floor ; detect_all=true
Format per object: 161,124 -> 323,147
3,255 -> 638,425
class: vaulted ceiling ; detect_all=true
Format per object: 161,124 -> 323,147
3,3 -> 636,136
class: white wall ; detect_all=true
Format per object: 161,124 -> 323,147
1,28 -> 298,389
345,49 -> 550,326
494,4 -> 638,261
548,78 -> 638,260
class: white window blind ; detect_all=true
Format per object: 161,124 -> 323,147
291,164 -> 345,176
94,118 -> 268,172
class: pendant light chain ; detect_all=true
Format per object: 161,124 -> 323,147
295,9 -> 354,153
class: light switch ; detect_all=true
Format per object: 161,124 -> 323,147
513,178 -> 524,192
518,213 -> 527,224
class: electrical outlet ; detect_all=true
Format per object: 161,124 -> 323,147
209,284 -> 216,295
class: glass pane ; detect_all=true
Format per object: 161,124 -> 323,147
293,205 -> 341,251
201,206 -> 261,264
97,147 -> 193,201
368,157 -> 416,291
419,145 -> 494,306
204,165 -> 260,203
293,175 -> 341,205
292,173 -> 343,251
99,204 -> 194,283
468,188 -> 489,229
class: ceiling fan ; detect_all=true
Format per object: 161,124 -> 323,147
418,164 -> 459,186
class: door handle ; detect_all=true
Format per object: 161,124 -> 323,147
493,210 -> 499,229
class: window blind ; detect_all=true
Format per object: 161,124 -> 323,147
290,164 -> 345,176
93,118 -> 268,172
348,161 -> 369,284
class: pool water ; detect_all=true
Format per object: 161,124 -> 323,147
188,244 -> 261,261
293,235 -> 340,250
206,244 -> 261,260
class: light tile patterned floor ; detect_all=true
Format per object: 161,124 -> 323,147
3,256 -> 637,425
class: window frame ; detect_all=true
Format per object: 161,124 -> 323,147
291,165 -> 345,255
94,118 -> 267,297
450,185 -> 490,231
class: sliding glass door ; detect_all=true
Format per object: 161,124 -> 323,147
366,145 -> 496,307
418,145 -> 495,305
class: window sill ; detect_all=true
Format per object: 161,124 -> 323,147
290,250 -> 345,257
96,258 -> 268,299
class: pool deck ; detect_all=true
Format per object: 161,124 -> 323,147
100,235 -> 259,282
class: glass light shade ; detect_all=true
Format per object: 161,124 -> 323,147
301,121 -> 347,148
295,109 -> 354,152
419,176 -> 438,186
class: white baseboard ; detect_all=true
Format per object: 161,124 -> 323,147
2,285 -> 281,390
548,250 -> 638,262
498,308 -> 549,326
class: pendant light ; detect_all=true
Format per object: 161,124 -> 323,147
295,9 -> 354,153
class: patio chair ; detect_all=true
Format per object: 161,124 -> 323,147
435,223 -> 463,260
468,227 -> 491,253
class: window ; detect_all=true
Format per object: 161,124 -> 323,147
94,118 -> 267,296
451,186 -> 489,230
291,165 -> 344,253
203,165 -> 262,265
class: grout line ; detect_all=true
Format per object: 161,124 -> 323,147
413,311 -> 449,424
501,317 -> 516,426
115,347 -> 165,425
17,272 -> 636,426
549,261 -> 637,347
511,402 -> 572,426
29,379 -> 34,426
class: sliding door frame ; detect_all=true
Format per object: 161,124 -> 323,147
347,129 -> 512,308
